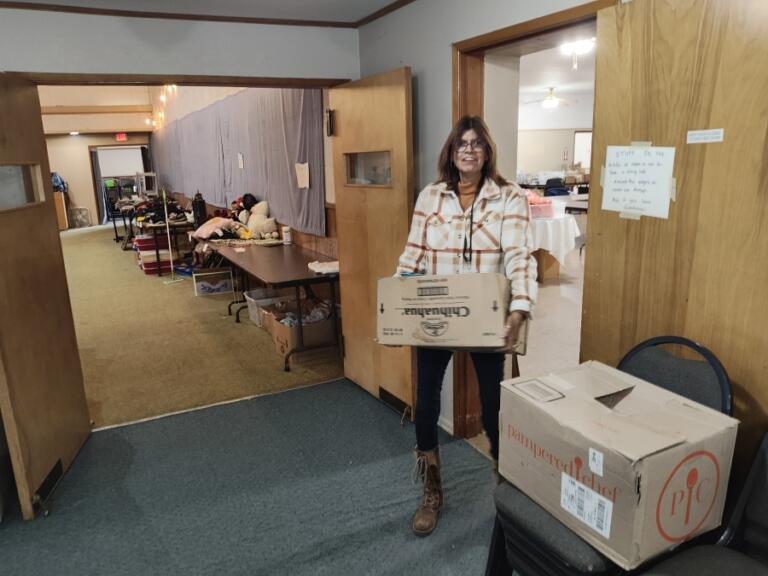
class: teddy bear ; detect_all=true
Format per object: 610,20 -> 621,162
246,200 -> 280,239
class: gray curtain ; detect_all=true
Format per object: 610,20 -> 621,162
151,88 -> 326,236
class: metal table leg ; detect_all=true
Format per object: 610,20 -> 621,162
284,284 -> 304,371
234,273 -> 250,323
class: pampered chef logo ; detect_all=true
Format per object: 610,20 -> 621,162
507,424 -> 621,502
655,451 -> 720,543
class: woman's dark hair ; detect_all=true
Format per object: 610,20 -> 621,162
436,115 -> 508,190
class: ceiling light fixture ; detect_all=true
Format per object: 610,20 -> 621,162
145,118 -> 151,125
560,37 -> 596,70
159,94 -> 167,103
541,96 -> 559,109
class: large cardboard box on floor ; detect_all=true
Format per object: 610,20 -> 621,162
377,273 -> 510,349
499,361 -> 738,570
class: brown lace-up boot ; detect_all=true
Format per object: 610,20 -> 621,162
412,447 -> 443,536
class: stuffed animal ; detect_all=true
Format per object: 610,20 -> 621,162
192,216 -> 253,240
246,201 -> 280,239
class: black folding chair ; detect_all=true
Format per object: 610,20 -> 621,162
485,336 -> 733,576
639,433 -> 768,575
617,336 -> 732,416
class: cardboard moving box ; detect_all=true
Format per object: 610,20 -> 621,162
261,303 -> 336,359
499,361 -> 738,570
377,273 -> 512,349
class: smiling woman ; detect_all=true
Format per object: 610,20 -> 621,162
394,114 -> 537,537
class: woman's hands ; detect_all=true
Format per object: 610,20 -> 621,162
504,311 -> 527,353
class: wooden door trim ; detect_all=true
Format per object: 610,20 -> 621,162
452,0 -> 614,121
9,71 -> 349,88
450,0 -> 614,439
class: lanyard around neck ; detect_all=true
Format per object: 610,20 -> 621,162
462,194 -> 476,265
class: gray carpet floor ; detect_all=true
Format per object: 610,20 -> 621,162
0,380 -> 496,575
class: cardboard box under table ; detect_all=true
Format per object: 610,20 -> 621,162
260,302 -> 335,361
498,361 -> 738,570
377,273 -> 510,349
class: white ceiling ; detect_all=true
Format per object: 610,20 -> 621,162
7,0 -> 397,22
518,45 -> 596,98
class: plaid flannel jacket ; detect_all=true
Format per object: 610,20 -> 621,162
396,179 -> 537,313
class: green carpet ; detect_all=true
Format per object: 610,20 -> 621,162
0,380 -> 496,575
60,226 -> 343,427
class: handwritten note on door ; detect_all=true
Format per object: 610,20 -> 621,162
602,146 -> 675,219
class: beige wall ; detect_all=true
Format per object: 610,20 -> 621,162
484,47 -> 521,180
43,114 -> 155,135
39,85 -> 154,136
517,128 -> 589,175
46,133 -> 150,225
38,86 -> 152,107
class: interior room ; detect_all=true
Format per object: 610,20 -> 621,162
1,1 -> 767,575
39,83 -> 344,428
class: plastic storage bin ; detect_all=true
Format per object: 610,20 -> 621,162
530,199 -> 567,219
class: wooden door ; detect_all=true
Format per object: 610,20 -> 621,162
330,68 -> 415,409
583,0 -> 768,471
0,74 -> 91,519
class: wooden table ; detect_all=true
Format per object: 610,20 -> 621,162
530,215 -> 581,282
215,244 -> 340,371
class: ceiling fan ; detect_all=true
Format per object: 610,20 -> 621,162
523,88 -> 576,109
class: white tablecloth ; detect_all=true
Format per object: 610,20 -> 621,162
530,214 -> 581,264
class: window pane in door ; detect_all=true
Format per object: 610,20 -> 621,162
0,165 -> 35,210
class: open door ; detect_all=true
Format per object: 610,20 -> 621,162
0,74 -> 91,519
330,67 -> 415,410
583,0 -> 768,474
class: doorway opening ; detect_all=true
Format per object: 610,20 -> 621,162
37,77 -> 345,429
449,0 -> 611,440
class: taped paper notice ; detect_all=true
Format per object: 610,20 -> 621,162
561,472 -> 613,538
295,163 -> 310,189
237,153 -> 244,170
602,145 -> 675,219
589,448 -> 604,477
687,129 -> 724,144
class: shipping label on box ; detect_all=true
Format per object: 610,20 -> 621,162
498,361 -> 738,570
377,273 -> 510,349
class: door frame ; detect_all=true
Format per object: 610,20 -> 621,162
87,142 -> 151,226
450,0 -> 615,438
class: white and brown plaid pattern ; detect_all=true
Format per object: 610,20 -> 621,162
396,180 -> 537,313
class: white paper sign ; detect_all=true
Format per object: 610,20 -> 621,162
687,128 -> 724,144
602,146 -> 675,219
295,163 -> 310,189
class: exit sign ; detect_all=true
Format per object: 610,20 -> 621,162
115,132 -> 128,142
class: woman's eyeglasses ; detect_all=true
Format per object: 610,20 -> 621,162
456,139 -> 485,153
